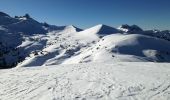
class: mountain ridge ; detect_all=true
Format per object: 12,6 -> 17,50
0,11 -> 170,68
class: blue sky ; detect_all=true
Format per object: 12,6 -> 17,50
0,0 -> 170,30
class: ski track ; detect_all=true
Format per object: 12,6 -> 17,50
0,62 -> 170,100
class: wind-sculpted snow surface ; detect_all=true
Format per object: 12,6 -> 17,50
0,62 -> 170,100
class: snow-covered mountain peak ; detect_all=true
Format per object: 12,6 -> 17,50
0,12 -> 18,26
118,24 -> 143,33
15,14 -> 34,21
0,12 -> 10,17
94,24 -> 105,29
64,25 -> 82,32
72,24 -> 121,43
79,24 -> 121,36
95,24 -> 121,35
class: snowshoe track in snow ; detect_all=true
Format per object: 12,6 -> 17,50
0,62 -> 170,100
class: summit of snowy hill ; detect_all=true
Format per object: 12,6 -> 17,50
82,24 -> 121,35
63,25 -> 82,33
73,24 -> 121,42
67,25 -> 82,32
46,25 -> 82,33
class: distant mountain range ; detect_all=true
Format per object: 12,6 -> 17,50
0,11 -> 170,69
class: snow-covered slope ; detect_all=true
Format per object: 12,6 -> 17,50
16,24 -> 170,67
1,11 -> 170,68
1,62 -> 170,100
0,12 -> 82,68
63,33 -> 170,64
